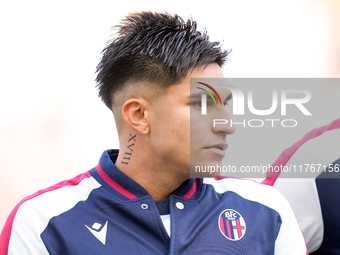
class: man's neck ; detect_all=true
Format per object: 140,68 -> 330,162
115,151 -> 189,201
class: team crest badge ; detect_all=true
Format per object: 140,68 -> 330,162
218,209 -> 246,241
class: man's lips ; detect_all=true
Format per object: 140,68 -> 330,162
204,143 -> 228,156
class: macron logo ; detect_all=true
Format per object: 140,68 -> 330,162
85,220 -> 108,245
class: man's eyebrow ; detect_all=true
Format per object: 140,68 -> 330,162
189,91 -> 207,99
189,92 -> 219,102
189,92 -> 233,101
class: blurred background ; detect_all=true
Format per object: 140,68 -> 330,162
1,0 -> 339,230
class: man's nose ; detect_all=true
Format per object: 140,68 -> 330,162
211,106 -> 235,135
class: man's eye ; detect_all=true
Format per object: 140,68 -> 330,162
191,101 -> 202,108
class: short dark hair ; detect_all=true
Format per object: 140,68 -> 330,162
96,11 -> 230,109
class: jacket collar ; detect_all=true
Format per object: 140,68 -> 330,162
91,149 -> 202,201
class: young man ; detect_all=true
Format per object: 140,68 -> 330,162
0,12 -> 307,254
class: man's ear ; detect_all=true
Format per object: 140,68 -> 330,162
121,98 -> 150,135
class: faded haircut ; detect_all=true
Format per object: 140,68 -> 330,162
96,11 -> 230,110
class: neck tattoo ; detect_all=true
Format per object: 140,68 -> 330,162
121,134 -> 136,165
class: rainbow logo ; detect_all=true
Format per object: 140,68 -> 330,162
196,82 -> 222,106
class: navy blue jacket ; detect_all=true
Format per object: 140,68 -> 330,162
1,150 -> 306,254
